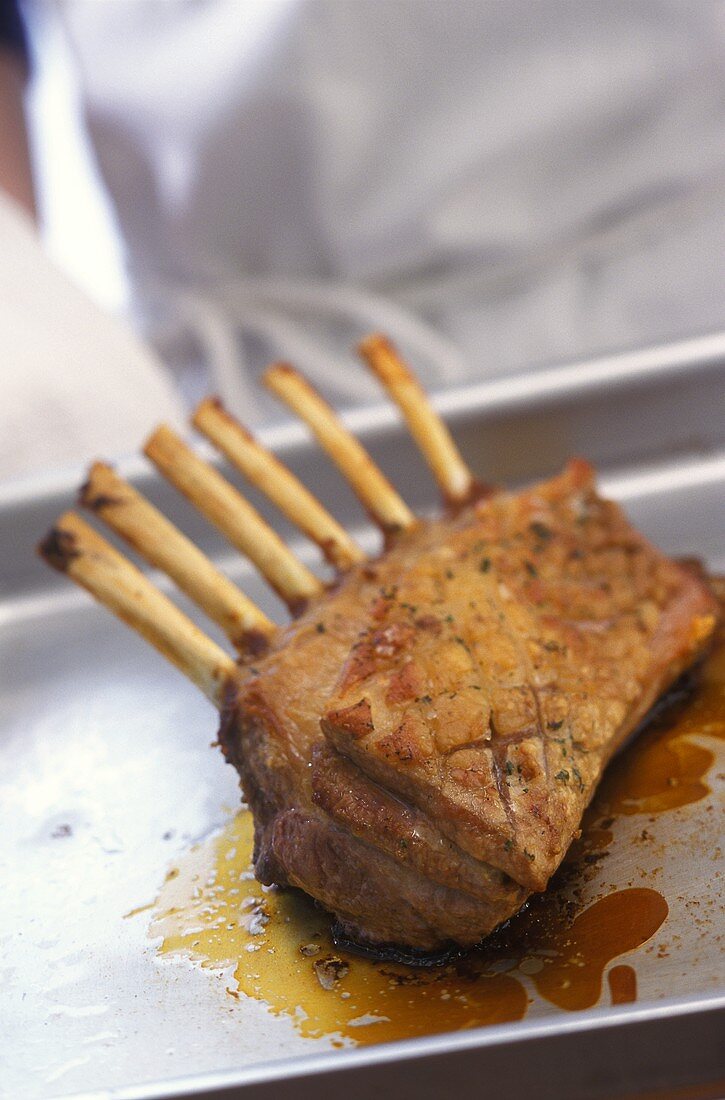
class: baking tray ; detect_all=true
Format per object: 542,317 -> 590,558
1,331 -> 724,1100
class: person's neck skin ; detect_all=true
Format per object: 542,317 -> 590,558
0,48 -> 36,218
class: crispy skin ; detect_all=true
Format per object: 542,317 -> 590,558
221,460 -> 718,950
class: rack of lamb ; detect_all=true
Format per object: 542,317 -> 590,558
40,336 -> 718,952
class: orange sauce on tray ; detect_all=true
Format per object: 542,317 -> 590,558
608,964 -> 637,1005
151,811 -> 528,1041
148,615 -> 724,1045
596,639 -> 725,817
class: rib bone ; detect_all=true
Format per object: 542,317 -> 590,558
144,425 -> 323,613
359,334 -> 475,506
80,461 -> 273,651
38,512 -> 238,706
193,398 -> 364,571
264,363 -> 415,537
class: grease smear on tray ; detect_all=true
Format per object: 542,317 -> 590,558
148,622 -> 724,1045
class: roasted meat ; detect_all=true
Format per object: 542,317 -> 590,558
40,336 -> 719,952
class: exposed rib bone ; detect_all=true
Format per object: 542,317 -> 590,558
80,461 -> 273,651
144,425 -> 323,613
359,334 -> 475,506
264,364 -> 415,536
38,512 -> 238,707
193,398 -> 364,571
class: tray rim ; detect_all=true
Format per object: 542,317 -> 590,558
1,327 -> 724,511
66,992 -> 725,1100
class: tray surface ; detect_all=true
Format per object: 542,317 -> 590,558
1,335 -> 724,1100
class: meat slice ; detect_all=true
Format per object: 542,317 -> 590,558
40,339 -> 719,953
219,459 -> 716,948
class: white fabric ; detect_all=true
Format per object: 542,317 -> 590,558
0,192 -> 184,480
55,0 -> 724,421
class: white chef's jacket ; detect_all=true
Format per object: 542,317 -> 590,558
4,0 -> 724,478
57,0 -> 725,419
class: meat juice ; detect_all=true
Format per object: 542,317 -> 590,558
146,615 -> 725,1045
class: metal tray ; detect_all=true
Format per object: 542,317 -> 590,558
1,332 -> 724,1100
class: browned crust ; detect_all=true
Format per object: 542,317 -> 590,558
320,461 -> 720,893
310,741 -> 524,909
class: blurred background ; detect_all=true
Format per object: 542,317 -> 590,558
1,0 -> 723,480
